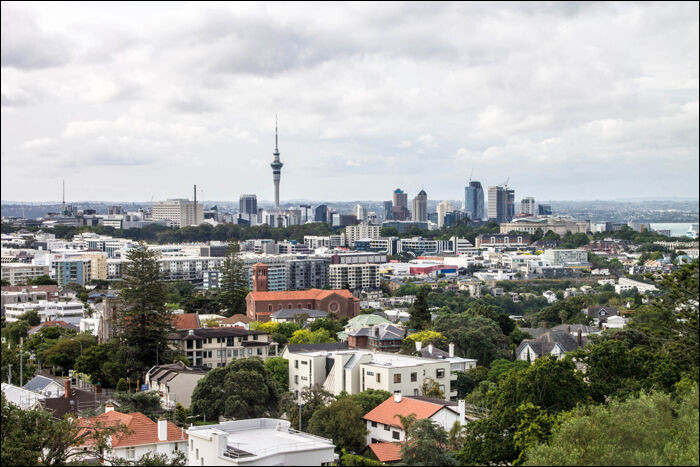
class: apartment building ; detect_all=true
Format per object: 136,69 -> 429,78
329,263 -> 381,290
283,345 -> 452,401
167,328 -> 277,368
541,249 -> 589,265
1,263 -> 50,286
474,233 -> 530,249
158,256 -> 225,282
151,199 -> 203,228
4,300 -> 84,325
499,217 -> 589,236
145,362 -> 209,409
345,225 -> 381,247
186,419 -> 335,466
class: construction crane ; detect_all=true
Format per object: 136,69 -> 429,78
469,168 -> 474,183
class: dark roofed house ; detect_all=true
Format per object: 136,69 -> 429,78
516,330 -> 586,362
145,361 -> 209,409
584,306 -> 620,325
270,308 -> 328,323
167,327 -> 277,368
347,323 -> 406,352
23,375 -> 64,398
28,320 -> 80,335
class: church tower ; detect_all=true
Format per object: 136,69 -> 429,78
252,263 -> 269,292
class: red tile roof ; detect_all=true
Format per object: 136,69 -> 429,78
171,313 -> 200,330
220,314 -> 252,324
79,410 -> 186,448
363,396 -> 445,429
248,288 -> 358,302
369,442 -> 403,463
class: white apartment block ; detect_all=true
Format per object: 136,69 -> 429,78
5,300 -> 84,325
186,419 -> 335,466
615,277 -> 659,294
283,347 -> 452,401
345,225 -> 381,247
541,249 -> 589,265
329,263 -> 381,290
158,256 -> 225,282
152,199 -> 204,228
1,263 -> 50,286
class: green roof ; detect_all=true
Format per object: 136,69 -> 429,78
347,314 -> 391,329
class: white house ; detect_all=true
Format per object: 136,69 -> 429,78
542,290 -> 558,303
145,362 -> 209,409
23,375 -> 65,398
186,418 -> 335,466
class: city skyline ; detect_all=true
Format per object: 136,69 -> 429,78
2,2 -> 698,203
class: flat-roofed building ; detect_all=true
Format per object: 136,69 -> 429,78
329,263 -> 381,291
1,263 -> 50,286
152,198 -> 203,228
167,327 -> 277,368
187,418 -> 335,466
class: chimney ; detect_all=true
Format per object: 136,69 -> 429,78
449,343 -> 454,358
105,403 -> 114,413
158,418 -> 168,442
428,344 -> 434,355
415,341 -> 422,352
394,392 -> 402,403
567,325 -> 571,334
577,328 -> 583,347
64,379 -> 71,398
458,399 -> 466,426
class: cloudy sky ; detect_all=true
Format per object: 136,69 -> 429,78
1,1 -> 698,204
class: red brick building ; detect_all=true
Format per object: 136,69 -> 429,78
246,289 -> 360,322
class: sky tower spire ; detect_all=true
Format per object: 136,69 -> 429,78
271,115 -> 283,209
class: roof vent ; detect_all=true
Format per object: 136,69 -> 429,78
394,392 -> 402,403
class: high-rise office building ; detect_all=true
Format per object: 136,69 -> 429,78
152,199 -> 203,227
354,204 -> 367,223
299,205 -> 313,223
487,186 -> 514,223
521,197 -> 536,215
392,189 -> 410,221
538,204 -> 552,216
383,201 -> 393,221
412,190 -> 428,222
436,200 -> 453,228
314,204 -> 328,223
465,181 -> 485,222
506,189 -> 515,221
239,194 -> 257,215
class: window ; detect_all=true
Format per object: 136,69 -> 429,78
173,443 -> 179,452
371,421 -> 377,428
436,369 -> 445,378
394,374 -> 401,384
247,348 -> 252,356
289,304 -> 293,309
126,447 -> 135,459
376,373 -> 381,383
268,305 -> 273,312
384,424 -> 390,431
392,431 -> 400,440
295,360 -> 299,369
278,305 -> 283,310
196,448 -> 199,459
413,388 -> 420,395
257,348 -> 263,355
253,334 -> 258,340
295,375 -> 299,384
411,372 -> 417,382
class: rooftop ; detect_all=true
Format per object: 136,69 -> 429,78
187,419 -> 334,462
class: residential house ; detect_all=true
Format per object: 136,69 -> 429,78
23,375 -> 64,398
145,362 -> 209,409
584,306 -> 620,326
76,407 -> 187,465
542,290 -> 558,303
219,314 -> 253,329
167,328 -> 277,368
346,323 -> 406,352
1,383 -> 46,409
364,394 -> 473,464
516,330 -> 586,362
270,308 -> 328,323
338,313 -> 393,340
551,324 -> 601,337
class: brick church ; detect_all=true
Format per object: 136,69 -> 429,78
245,263 -> 360,322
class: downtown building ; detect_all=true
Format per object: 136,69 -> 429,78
464,181 -> 485,221
487,185 -> 515,223
151,199 -> 203,228
329,263 -> 381,291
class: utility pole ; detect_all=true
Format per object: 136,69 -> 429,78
20,337 -> 23,387
7,364 -> 11,384
298,402 -> 302,431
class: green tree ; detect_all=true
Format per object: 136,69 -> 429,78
338,389 -> 392,414
421,378 -> 445,399
112,451 -> 188,466
432,313 -> 510,366
42,334 -> 97,374
513,403 -> 557,465
19,310 -> 41,327
284,384 -> 334,432
73,341 -> 126,388
1,343 -> 37,386
288,328 -> 335,344
453,366 -> 489,398
1,393 -> 125,466
340,450 -> 384,466
407,287 -> 431,331
217,242 -> 249,317
30,275 -> 58,286
116,378 -> 128,392
119,242 -> 172,376
524,386 -> 699,466
190,357 -> 280,422
2,320 -> 29,347
264,357 -> 289,391
309,318 -> 344,336
307,398 -> 367,453
112,391 -> 163,419
400,418 -> 456,466
487,359 -> 530,382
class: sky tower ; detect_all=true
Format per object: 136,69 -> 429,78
270,116 -> 283,209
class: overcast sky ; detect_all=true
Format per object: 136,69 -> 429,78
1,1 -> 698,204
